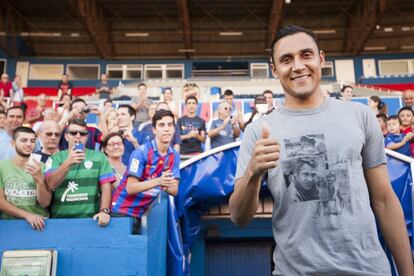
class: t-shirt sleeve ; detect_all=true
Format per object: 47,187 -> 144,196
127,149 -> 146,179
95,128 -> 102,144
171,152 -> 181,179
361,109 -> 387,169
209,120 -> 217,131
98,154 -> 116,185
235,122 -> 260,180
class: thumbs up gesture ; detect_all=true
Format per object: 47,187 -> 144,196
250,122 -> 280,176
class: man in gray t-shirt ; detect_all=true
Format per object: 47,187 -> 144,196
229,25 -> 413,276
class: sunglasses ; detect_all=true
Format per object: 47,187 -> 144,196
44,132 -> 61,137
68,130 -> 88,137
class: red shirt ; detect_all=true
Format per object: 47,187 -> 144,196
0,81 -> 12,97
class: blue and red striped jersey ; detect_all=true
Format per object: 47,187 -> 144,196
111,140 -> 180,218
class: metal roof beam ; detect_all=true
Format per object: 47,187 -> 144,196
177,0 -> 193,59
266,0 -> 285,49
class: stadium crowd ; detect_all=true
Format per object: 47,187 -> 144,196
0,71 -> 413,230
0,75 -> 281,230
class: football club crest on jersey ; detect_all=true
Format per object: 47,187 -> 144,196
131,158 -> 139,173
84,160 -> 93,170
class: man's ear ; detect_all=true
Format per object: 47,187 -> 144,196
319,50 -> 325,66
270,62 -> 278,79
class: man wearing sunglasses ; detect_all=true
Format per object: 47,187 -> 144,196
45,119 -> 116,227
35,120 -> 61,163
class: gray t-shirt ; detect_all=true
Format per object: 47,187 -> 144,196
236,97 -> 390,275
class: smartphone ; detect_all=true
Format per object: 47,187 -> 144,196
28,153 -> 42,165
74,143 -> 85,152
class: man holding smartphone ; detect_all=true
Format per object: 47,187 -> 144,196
45,119 -> 115,227
111,110 -> 180,218
0,127 -> 51,231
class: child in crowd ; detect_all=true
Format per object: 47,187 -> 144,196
384,115 -> 413,156
376,113 -> 388,137
398,106 -> 413,135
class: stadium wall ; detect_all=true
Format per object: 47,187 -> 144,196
0,193 -> 168,276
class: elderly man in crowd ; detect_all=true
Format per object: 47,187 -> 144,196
35,120 -> 61,162
208,100 -> 240,149
402,90 -> 414,109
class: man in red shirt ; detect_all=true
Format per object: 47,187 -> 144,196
0,73 -> 13,100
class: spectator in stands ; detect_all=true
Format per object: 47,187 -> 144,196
137,103 -> 156,141
177,96 -> 206,158
263,90 -> 275,111
131,83 -> 152,128
57,74 -> 72,101
182,82 -> 199,100
57,94 -> 72,128
208,100 -> 240,149
103,99 -> 113,112
96,73 -> 112,100
111,110 -> 180,218
340,85 -> 353,101
0,127 -> 51,230
0,110 -> 5,129
102,108 -> 118,134
11,75 -> 24,105
223,89 -> 244,128
33,108 -> 59,133
35,120 -> 61,162
117,104 -> 140,165
0,73 -> 12,102
369,96 -> 388,115
25,93 -> 48,125
162,87 -> 179,118
102,132 -> 126,189
402,90 -> 414,109
59,98 -> 106,150
0,106 -> 25,160
138,102 -> 181,152
398,106 -> 413,135
243,95 -> 269,129
376,113 -> 388,137
384,115 -> 412,156
45,119 -> 115,226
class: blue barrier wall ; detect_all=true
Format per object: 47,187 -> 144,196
0,193 -> 168,276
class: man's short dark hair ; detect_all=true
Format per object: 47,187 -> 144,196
6,106 -> 25,119
185,95 -> 198,105
341,85 -> 353,93
270,25 -> 319,65
67,118 -> 87,128
223,89 -> 234,96
118,104 -> 136,117
70,98 -> 87,111
104,99 -> 113,105
398,106 -> 414,116
138,83 -> 147,89
152,110 -> 175,128
387,115 -> 401,124
263,90 -> 273,97
376,113 -> 388,122
12,126 -> 35,140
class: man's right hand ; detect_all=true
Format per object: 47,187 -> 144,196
158,170 -> 175,190
249,123 -> 280,176
25,213 -> 46,231
67,148 -> 85,165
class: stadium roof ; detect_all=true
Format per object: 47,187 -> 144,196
0,0 -> 413,59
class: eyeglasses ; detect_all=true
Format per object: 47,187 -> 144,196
68,130 -> 88,136
107,142 -> 123,147
44,132 -> 61,137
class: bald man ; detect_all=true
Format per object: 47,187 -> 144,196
35,120 -> 61,162
402,90 -> 414,109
